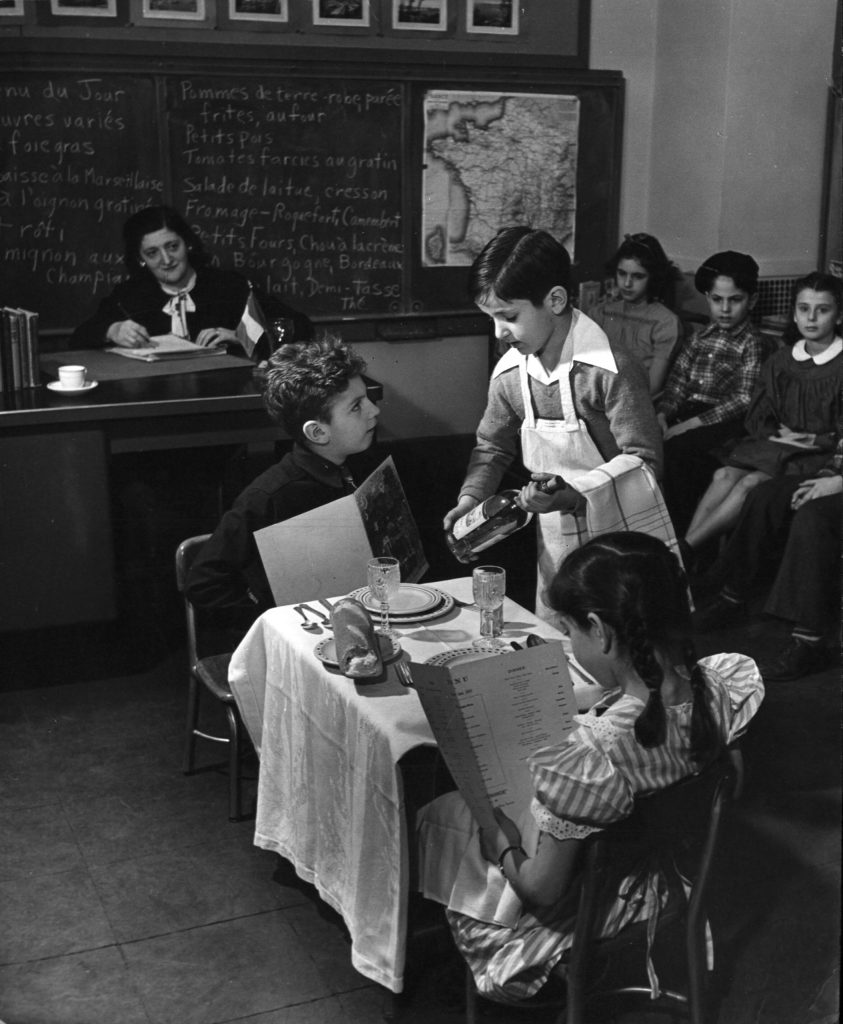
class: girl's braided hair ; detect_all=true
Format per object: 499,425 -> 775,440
546,531 -> 721,765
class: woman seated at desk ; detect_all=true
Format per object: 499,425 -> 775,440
71,204 -> 311,352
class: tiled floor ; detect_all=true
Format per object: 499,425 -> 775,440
0,598 -> 839,1024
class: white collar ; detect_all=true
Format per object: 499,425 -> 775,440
792,336 -> 843,365
492,309 -> 617,381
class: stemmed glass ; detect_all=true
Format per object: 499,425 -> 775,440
367,556 -> 401,639
472,565 -> 508,651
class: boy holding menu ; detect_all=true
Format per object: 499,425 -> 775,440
186,336 -> 379,645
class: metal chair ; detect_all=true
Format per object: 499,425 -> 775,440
465,752 -> 740,1024
175,533 -> 249,822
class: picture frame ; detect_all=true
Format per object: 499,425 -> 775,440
391,0 -> 447,32
223,0 -> 288,23
139,0 -> 208,21
0,0 -> 26,17
465,0 -> 518,36
37,0 -> 130,24
47,0 -> 118,16
312,0 -> 370,29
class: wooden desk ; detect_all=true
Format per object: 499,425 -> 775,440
0,363 -> 382,630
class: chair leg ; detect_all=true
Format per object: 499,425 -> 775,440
182,674 -> 200,775
226,703 -> 242,822
465,966 -> 477,1024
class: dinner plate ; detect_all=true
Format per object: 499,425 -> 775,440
46,380 -> 98,394
424,647 -> 504,668
313,634 -> 401,669
352,583 -> 440,616
347,585 -> 455,624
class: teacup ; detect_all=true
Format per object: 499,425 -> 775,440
58,365 -> 87,388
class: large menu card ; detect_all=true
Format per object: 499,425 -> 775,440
255,457 -> 428,607
411,642 -> 577,829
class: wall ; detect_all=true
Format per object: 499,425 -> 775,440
592,0 -> 839,276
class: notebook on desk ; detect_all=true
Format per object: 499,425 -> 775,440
107,334 -> 222,362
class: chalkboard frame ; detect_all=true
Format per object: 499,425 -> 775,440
0,41 -> 623,336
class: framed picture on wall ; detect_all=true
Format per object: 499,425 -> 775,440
38,0 -> 130,23
392,0 -> 447,32
0,0 -> 25,18
465,0 -> 517,35
312,0 -> 370,28
221,0 -> 290,26
48,0 -> 117,15
139,0 -> 209,21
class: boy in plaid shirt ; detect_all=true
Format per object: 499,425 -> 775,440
656,250 -> 777,538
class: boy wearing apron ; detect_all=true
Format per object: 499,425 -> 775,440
444,228 -> 664,626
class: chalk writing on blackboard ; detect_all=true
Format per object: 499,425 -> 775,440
168,77 -> 405,316
0,75 -> 164,324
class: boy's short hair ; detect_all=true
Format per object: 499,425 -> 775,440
257,334 -> 367,442
468,227 -> 572,306
694,250 -> 759,295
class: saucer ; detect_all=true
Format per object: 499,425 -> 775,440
47,380 -> 98,394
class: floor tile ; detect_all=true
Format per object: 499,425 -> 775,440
0,865 -> 115,964
0,946 -> 151,1024
121,912 -> 342,1024
90,836 -> 305,943
67,784 -> 254,867
0,802 -> 85,881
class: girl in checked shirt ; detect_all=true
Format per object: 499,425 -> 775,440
417,531 -> 764,1005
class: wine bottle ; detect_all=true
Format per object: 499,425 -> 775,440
446,477 -> 567,563
446,490 -> 533,563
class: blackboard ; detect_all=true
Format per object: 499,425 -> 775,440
0,51 -> 623,332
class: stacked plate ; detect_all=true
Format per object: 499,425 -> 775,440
347,583 -> 455,625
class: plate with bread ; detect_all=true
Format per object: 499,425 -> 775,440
347,584 -> 455,624
314,634 -> 401,671
321,596 -> 403,679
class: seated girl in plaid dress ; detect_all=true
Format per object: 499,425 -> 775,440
417,532 -> 763,1004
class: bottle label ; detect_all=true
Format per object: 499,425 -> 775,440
451,501 -> 490,540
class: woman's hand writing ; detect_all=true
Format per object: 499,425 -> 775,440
791,475 -> 842,510
196,327 -> 236,349
108,319 -> 151,349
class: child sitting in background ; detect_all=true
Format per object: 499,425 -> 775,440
681,271 -> 843,561
656,250 -> 777,539
417,531 -> 763,1005
186,336 -> 379,648
589,232 -> 682,397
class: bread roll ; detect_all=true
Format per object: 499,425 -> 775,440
332,597 -> 383,678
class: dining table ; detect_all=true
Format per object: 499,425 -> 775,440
227,576 -> 598,994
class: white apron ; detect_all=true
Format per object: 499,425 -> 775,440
518,356 -> 603,623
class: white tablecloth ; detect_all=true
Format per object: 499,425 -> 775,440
228,577 -> 595,993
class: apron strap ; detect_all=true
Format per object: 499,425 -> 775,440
518,358 -> 537,429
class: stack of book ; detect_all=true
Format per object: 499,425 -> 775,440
1,307 -> 41,392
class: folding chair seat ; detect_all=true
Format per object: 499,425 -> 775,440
465,752 -> 740,1024
175,533 -> 251,822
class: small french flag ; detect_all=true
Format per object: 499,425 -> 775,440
235,289 -> 268,359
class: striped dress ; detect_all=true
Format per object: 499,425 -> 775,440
416,653 -> 764,1004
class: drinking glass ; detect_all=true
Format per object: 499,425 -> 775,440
472,565 -> 507,649
367,556 -> 401,637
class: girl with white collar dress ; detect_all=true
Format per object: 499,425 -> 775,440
681,272 -> 843,560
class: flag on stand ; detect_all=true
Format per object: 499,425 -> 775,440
235,289 -> 269,359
